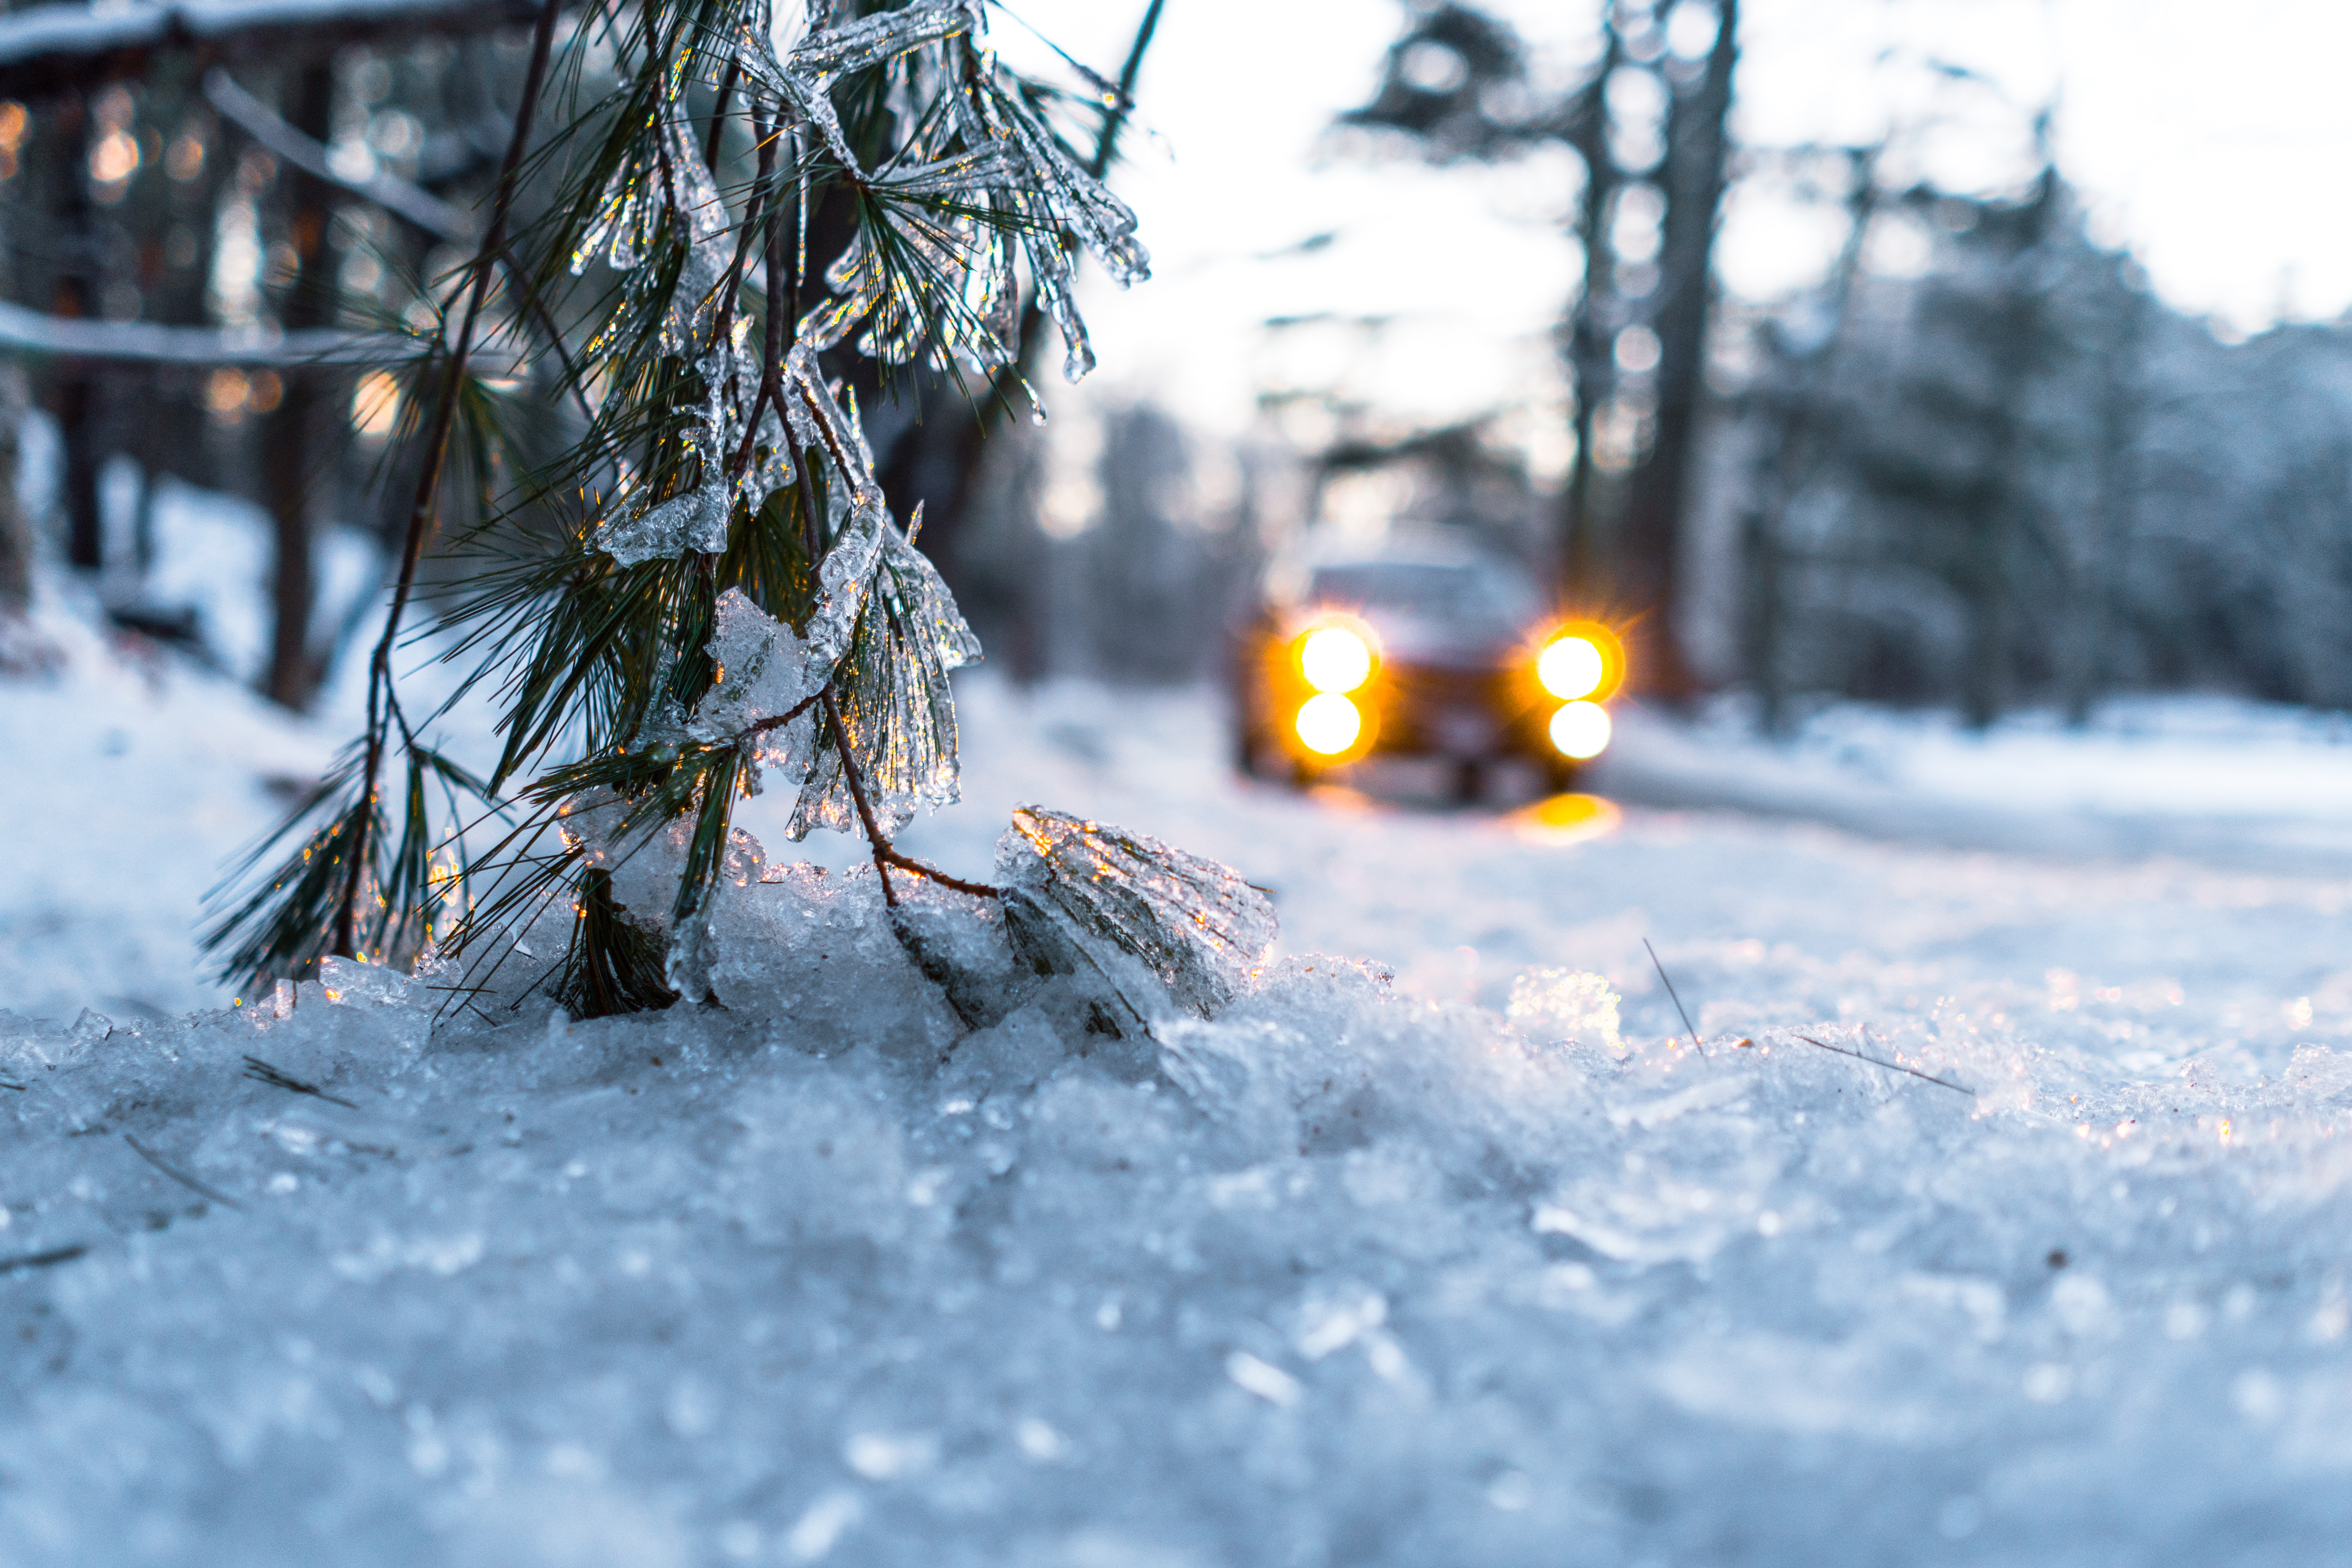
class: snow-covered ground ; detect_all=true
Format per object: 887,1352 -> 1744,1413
1599,695 -> 2352,875
7,572 -> 2352,1564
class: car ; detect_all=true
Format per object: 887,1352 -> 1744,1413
1229,544 -> 1625,802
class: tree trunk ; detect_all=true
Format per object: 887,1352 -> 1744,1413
0,364 -> 29,614
37,91 -> 107,571
260,61 -> 337,709
2063,285 -> 2145,727
1961,162 -> 2058,730
1559,24 -> 1621,606
1741,145 -> 1878,735
1615,0 -> 1736,700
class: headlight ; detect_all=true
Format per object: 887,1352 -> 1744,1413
1299,625 -> 1374,694
1548,700 -> 1612,759
1295,693 -> 1363,755
1537,635 -> 1605,701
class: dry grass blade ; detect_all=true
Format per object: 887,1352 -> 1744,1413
1645,937 -> 1707,1058
1794,1034 -> 1974,1096
0,1243 -> 87,1276
242,1055 -> 359,1111
123,1135 -> 247,1212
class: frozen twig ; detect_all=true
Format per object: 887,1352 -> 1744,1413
1645,937 -> 1707,1058
824,689 -> 900,906
1794,1034 -> 1973,1097
243,1054 -> 359,1110
0,1075 -> 25,1092
123,1134 -> 247,1211
821,689 -> 1000,904
0,299 -> 384,367
205,68 -> 470,238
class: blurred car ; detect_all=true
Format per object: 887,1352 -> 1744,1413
1229,544 -> 1625,801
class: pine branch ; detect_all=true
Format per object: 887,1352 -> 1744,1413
333,0 -> 565,959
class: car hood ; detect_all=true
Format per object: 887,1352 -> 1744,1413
1361,610 -> 1519,670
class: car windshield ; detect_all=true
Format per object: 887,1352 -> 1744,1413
1307,561 -> 1537,638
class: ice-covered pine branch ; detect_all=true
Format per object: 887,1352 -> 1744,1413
207,0 -> 1228,1034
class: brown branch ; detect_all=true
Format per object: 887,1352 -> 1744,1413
703,57 -> 739,169
876,847 -> 1000,901
723,117 -> 785,480
823,687 -> 898,906
819,688 -> 1000,904
744,686 -> 822,736
332,0 -> 563,959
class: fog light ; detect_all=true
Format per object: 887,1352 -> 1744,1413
1295,692 -> 1362,756
1548,700 -> 1612,759
1537,635 -> 1605,701
1299,625 -> 1374,693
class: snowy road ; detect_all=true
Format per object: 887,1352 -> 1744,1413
8,633 -> 2352,1565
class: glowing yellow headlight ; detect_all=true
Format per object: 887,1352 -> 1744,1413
1299,625 -> 1374,694
1295,693 -> 1363,755
1537,635 -> 1605,701
1548,700 -> 1612,759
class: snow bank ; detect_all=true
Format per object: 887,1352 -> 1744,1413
7,815 -> 2352,1563
0,582 -> 331,1021
1597,694 -> 2352,873
11,542 -> 2352,1559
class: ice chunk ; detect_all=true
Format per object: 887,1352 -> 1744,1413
596,477 -> 732,567
789,516 -> 983,836
689,589 -> 827,744
1506,967 -> 1624,1056
314,956 -> 421,1012
993,807 -> 1276,1019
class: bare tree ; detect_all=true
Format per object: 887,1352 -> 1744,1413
1342,0 -> 1741,697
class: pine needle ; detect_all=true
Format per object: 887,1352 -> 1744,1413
122,1135 -> 247,1212
1794,1034 -> 1974,1097
0,1243 -> 87,1276
1644,937 -> 1707,1058
242,1055 -> 359,1111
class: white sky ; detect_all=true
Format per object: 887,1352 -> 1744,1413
993,0 -> 2352,443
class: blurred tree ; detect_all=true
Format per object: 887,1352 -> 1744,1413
863,0 -> 1165,669
1342,0 -> 1739,698
261,62 -> 339,708
1721,141 -> 2352,722
0,0 -> 542,708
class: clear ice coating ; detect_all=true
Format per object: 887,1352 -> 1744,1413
596,477 -> 731,567
993,807 -> 1278,1018
786,510 -> 982,840
717,0 -> 1147,382
595,340 -> 794,566
688,588 -> 828,745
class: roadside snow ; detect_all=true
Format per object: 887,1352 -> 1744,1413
1596,695 -> 2352,873
7,600 -> 2352,1563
